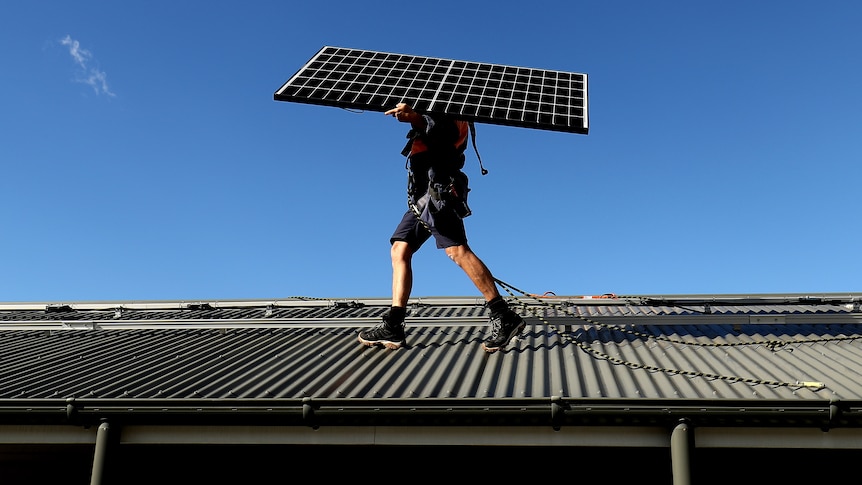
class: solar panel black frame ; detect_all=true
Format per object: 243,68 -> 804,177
274,46 -> 589,134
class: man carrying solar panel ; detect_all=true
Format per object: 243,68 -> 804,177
358,103 -> 525,353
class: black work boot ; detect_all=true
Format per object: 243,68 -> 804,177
482,309 -> 526,352
358,309 -> 406,349
482,297 -> 525,353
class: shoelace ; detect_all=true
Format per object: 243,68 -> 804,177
487,316 -> 503,338
368,319 -> 404,336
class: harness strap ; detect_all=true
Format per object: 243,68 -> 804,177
468,121 -> 488,176
401,129 -> 418,157
401,122 -> 488,176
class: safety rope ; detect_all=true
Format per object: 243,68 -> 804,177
493,277 -> 837,391
394,117 -> 835,390
403,178 -> 834,390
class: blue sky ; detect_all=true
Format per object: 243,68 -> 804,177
2,1 -> 861,303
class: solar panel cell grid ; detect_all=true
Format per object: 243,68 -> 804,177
275,46 -> 588,134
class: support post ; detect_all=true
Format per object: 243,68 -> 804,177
670,419 -> 693,485
90,421 -> 111,485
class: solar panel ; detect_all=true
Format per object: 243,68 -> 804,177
274,46 -> 589,134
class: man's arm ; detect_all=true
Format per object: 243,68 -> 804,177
386,103 -> 461,148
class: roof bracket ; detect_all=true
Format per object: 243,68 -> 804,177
186,303 -> 214,311
409,301 -> 430,314
825,398 -> 843,431
65,398 -> 79,424
46,304 -> 73,313
333,301 -> 363,309
550,396 -> 566,431
302,397 -> 319,429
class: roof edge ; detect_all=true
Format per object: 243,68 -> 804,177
1,397 -> 858,430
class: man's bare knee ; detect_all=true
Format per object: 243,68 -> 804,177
445,245 -> 469,264
392,241 -> 412,261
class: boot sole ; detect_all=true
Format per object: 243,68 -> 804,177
358,336 -> 404,350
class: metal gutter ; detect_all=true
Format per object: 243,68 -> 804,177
1,397 -> 858,430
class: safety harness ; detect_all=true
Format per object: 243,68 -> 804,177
401,120 -> 488,175
400,117 -> 486,223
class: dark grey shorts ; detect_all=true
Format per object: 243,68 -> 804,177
390,208 -> 467,250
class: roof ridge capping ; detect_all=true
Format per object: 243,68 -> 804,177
1,293 -> 861,312
0,297 -> 398,312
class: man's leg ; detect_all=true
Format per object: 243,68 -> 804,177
358,241 -> 414,349
445,244 -> 526,353
391,241 -> 414,307
444,244 -> 499,301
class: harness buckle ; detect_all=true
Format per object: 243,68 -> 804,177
401,129 -> 419,157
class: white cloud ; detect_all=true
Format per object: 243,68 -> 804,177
60,35 -> 115,97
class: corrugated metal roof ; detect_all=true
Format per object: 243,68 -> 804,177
1,293 -> 861,405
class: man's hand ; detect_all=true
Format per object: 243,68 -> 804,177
385,103 -> 422,125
